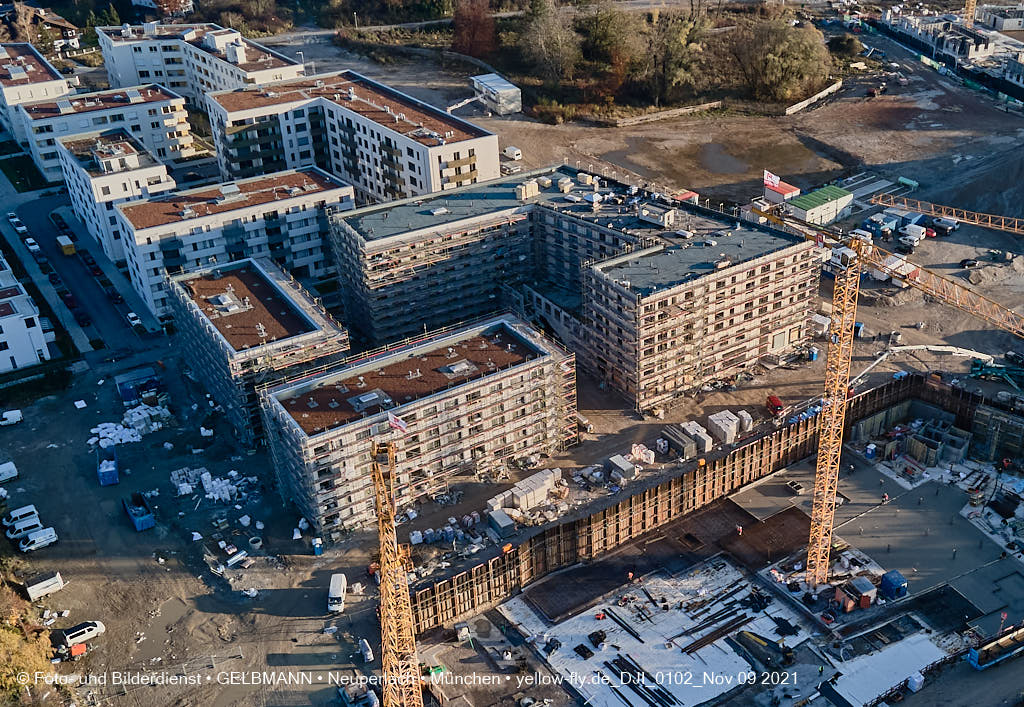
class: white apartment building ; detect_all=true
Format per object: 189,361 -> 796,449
0,256 -> 50,372
114,166 -> 355,317
17,83 -> 194,183
97,23 -> 304,111
58,128 -> 177,264
0,43 -> 72,143
207,71 -> 500,203
260,314 -> 577,537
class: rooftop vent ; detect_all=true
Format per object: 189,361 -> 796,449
56,99 -> 74,115
430,207 -> 450,216
126,88 -> 143,104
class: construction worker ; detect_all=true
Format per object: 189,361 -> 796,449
882,493 -> 890,503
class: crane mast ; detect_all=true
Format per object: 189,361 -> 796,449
806,246 -> 863,586
371,441 -> 423,707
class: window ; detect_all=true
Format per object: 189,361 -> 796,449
0,342 -> 8,351
101,185 -> 111,196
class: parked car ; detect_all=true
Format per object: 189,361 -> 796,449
61,292 -> 79,309
6,514 -> 43,539
80,252 -> 96,267
73,310 -> 92,327
126,312 -> 143,328
0,461 -> 16,483
105,287 -> 124,304
0,410 -> 23,426
24,238 -> 40,253
7,212 -> 26,235
60,621 -> 105,648
960,258 -> 979,268
48,272 -> 61,285
89,264 -> 103,277
896,244 -> 915,255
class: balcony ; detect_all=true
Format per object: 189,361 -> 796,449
444,155 -> 475,170
446,169 -> 478,185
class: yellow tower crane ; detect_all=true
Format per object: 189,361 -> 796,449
371,441 -> 424,707
805,238 -> 1024,586
964,0 -> 977,27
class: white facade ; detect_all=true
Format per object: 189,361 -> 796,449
17,83 -> 194,183
97,23 -> 304,111
114,167 -> 355,317
0,257 -> 50,372
0,43 -> 72,143
207,71 -> 500,203
58,129 -> 176,263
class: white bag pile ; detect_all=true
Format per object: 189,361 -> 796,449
88,404 -> 172,449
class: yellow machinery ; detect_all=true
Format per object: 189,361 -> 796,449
805,237 -> 1024,586
870,194 -> 1024,236
371,441 -> 424,707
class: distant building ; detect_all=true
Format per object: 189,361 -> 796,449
207,71 -> 500,202
0,6 -> 81,51
976,4 -> 1024,32
130,0 -> 195,18
168,258 -> 349,446
470,73 -> 522,115
260,314 -> 577,537
97,23 -> 304,110
0,43 -> 71,143
114,166 -> 355,317
17,83 -> 194,182
786,185 -> 854,225
0,255 -> 49,371
57,128 -> 176,263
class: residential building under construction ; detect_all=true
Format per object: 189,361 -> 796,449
168,258 -> 350,446
330,165 -> 820,411
259,314 -> 577,537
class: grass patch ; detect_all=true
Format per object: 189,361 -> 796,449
72,51 -> 105,68
0,155 -> 50,192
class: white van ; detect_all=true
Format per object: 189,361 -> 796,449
900,224 -> 926,242
6,514 -> 43,539
19,527 -> 57,552
327,573 -> 347,613
502,146 -> 522,161
0,461 -> 16,483
2,504 -> 37,528
60,621 -> 105,648
359,638 -> 374,662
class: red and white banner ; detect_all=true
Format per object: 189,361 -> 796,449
388,412 -> 408,434
763,169 -> 781,188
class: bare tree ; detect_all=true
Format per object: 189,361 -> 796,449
452,0 -> 496,58
520,0 -> 580,83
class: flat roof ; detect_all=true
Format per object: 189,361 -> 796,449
595,225 -> 806,297
176,260 -> 316,352
98,24 -> 297,73
209,71 -> 489,146
0,43 -> 63,86
20,84 -> 180,121
788,185 -> 853,211
59,128 -> 161,176
272,319 -> 542,435
118,167 -> 346,230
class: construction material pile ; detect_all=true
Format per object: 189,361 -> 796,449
170,466 -> 259,503
88,404 -> 173,448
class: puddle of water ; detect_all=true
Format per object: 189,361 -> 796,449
134,597 -> 189,663
698,143 -> 749,175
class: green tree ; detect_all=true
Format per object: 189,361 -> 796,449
520,0 -> 580,83
577,0 -> 631,66
103,2 -> 121,26
729,18 -> 831,102
36,26 -> 56,55
642,11 -> 706,107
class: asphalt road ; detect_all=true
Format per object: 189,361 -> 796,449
11,197 -> 144,355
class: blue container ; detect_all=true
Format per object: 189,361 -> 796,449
424,528 -> 435,543
879,569 -> 908,600
865,444 -> 877,460
808,347 -> 819,362
443,526 -> 455,542
854,322 -> 865,337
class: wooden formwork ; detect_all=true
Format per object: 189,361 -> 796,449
410,373 -> 983,633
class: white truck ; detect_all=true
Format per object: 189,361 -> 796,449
327,573 -> 347,613
899,224 -> 926,244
